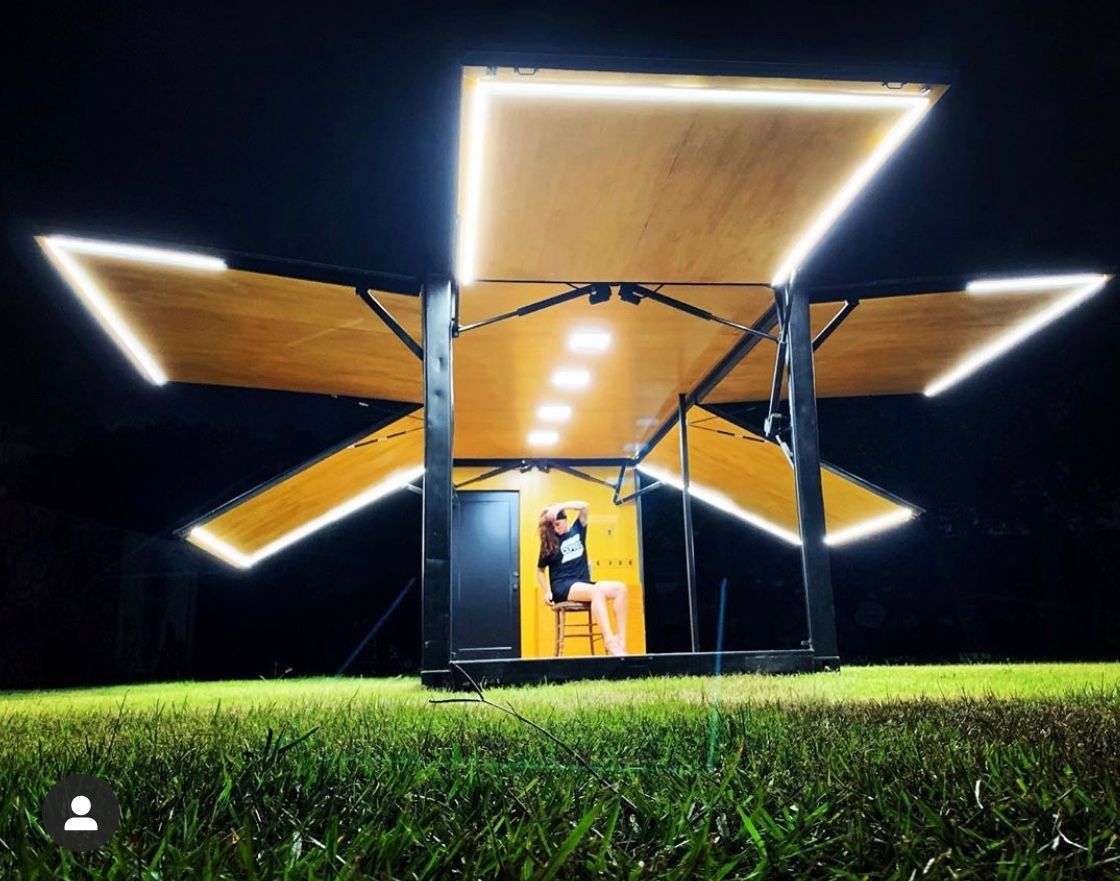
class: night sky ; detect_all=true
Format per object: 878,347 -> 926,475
2,3 -> 1118,683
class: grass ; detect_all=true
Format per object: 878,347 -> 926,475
1,663 -> 1118,879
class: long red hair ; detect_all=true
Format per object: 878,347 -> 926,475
538,509 -> 559,559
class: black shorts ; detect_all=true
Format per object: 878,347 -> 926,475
552,579 -> 592,603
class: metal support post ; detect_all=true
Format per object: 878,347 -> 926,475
421,274 -> 455,687
784,275 -> 839,668
678,393 -> 700,652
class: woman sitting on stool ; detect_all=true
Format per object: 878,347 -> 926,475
536,500 -> 629,657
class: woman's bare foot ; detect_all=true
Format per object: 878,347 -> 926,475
606,634 -> 627,656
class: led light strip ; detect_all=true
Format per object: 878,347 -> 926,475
824,508 -> 915,547
41,235 -> 227,385
637,463 -> 914,546
188,465 -> 425,569
924,274 -> 1110,397
457,77 -> 930,286
637,463 -> 801,545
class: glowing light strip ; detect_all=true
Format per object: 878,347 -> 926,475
457,76 -> 929,288
770,98 -> 929,286
925,275 -> 1109,397
188,465 -> 425,569
41,236 -> 226,385
481,80 -> 925,107
966,273 -> 1104,294
637,463 -> 801,545
824,508 -> 915,547
46,235 -> 227,270
457,82 -> 490,285
637,463 -> 915,547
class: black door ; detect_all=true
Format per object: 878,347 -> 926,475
451,490 -> 520,660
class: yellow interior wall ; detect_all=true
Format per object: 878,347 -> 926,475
452,467 -> 647,658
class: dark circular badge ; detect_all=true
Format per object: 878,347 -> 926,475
42,774 -> 120,852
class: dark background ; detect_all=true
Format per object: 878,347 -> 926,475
2,2 -> 1117,688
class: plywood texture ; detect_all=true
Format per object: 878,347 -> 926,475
461,67 -> 945,284
190,410 -> 424,558
707,286 -> 1082,403
641,406 -> 908,541
46,243 -> 423,401
454,282 -> 775,458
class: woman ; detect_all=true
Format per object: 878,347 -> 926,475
536,500 -> 629,657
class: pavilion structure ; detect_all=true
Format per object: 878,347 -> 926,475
35,56 -> 1111,688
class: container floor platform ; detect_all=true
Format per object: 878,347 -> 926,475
422,648 -> 828,690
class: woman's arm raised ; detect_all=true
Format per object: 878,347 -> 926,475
550,500 -> 589,525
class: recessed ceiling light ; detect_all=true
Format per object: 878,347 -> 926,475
538,404 -> 572,421
528,430 -> 559,446
552,368 -> 590,389
568,330 -> 610,352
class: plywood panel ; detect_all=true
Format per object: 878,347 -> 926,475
454,466 -> 646,658
641,406 -> 910,543
454,282 -> 775,458
461,67 -> 945,284
707,285 -> 1091,403
189,410 -> 424,564
40,239 -> 423,401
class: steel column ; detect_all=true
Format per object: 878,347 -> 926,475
421,274 -> 455,687
678,393 -> 700,652
783,276 -> 839,668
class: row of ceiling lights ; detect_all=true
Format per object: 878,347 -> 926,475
527,330 -> 610,447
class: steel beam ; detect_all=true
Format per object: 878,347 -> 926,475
678,393 -> 700,652
421,274 -> 455,687
356,287 -> 423,359
783,276 -> 839,667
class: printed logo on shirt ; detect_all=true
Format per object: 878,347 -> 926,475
559,531 -> 584,563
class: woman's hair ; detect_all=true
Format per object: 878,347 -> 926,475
538,509 -> 559,559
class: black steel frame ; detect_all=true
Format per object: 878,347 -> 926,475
417,53 -> 968,688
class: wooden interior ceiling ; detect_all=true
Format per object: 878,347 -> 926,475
640,406 -> 912,544
453,282 -> 775,459
37,238 -> 423,402
187,410 -> 424,567
706,283 -> 1096,403
459,66 -> 946,284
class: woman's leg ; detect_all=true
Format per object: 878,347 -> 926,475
567,581 -> 629,653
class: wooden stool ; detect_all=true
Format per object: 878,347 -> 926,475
551,601 -> 603,657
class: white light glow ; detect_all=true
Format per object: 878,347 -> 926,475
824,508 -> 915,546
481,80 -> 925,108
47,235 -> 227,270
965,273 -> 1105,294
457,83 -> 490,284
188,465 -> 425,569
637,463 -> 916,547
528,430 -> 559,446
925,274 -> 1109,396
552,368 -> 591,389
637,463 -> 802,545
771,98 -> 929,286
567,330 -> 611,352
537,404 -> 572,421
42,238 -> 174,385
457,75 -> 931,291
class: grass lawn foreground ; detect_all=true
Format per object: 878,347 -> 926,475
1,663 -> 1118,879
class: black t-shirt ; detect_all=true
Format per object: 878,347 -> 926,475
537,519 -> 591,587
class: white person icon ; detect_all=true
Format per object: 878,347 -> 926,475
64,795 -> 98,831
42,774 -> 120,852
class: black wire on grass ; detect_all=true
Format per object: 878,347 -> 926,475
429,662 -> 645,815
